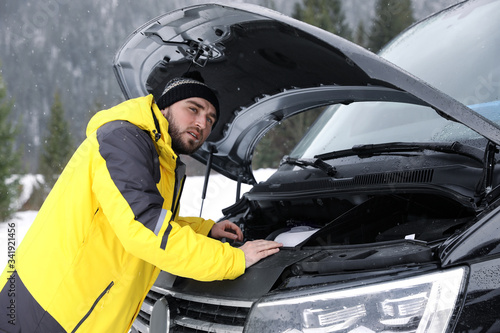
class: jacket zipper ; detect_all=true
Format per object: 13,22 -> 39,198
171,175 -> 185,218
71,281 -> 114,332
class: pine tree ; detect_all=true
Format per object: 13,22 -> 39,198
0,66 -> 20,221
293,0 -> 352,39
354,21 -> 368,48
39,91 -> 74,191
368,0 -> 415,53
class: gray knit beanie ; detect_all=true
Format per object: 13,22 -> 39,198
156,74 -> 219,125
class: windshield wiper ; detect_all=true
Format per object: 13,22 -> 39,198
280,156 -> 337,176
315,141 -> 485,164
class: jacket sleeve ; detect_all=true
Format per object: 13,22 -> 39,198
175,216 -> 215,236
92,121 -> 245,281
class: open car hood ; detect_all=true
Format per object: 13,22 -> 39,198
113,2 -> 500,184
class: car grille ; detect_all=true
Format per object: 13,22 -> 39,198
131,286 -> 253,333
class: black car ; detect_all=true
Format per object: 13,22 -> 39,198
113,0 -> 500,332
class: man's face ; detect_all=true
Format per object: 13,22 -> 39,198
161,97 -> 217,155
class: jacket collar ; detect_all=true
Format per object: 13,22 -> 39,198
86,95 -> 178,170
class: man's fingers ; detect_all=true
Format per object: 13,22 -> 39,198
257,246 -> 280,259
240,240 -> 283,268
235,228 -> 244,241
226,223 -> 244,241
210,220 -> 244,241
253,240 -> 282,251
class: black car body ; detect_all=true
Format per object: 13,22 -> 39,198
113,1 -> 500,332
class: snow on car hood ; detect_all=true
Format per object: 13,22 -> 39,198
113,2 -> 500,184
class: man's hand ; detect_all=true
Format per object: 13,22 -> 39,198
210,220 -> 244,242
239,240 -> 283,268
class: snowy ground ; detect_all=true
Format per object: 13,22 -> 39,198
0,169 -> 275,269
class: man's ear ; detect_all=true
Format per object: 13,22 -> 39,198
160,106 -> 170,118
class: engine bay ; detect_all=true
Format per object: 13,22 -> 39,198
230,192 -> 475,248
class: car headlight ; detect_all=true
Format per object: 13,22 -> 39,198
245,267 -> 466,333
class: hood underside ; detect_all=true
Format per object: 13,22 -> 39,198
113,2 -> 500,183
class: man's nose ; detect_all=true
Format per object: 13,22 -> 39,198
194,114 -> 207,129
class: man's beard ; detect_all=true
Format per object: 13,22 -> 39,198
166,111 -> 203,155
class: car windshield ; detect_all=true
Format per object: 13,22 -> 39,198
291,102 -> 479,158
291,0 -> 500,159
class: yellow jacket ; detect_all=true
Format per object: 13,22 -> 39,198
0,95 -> 245,332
